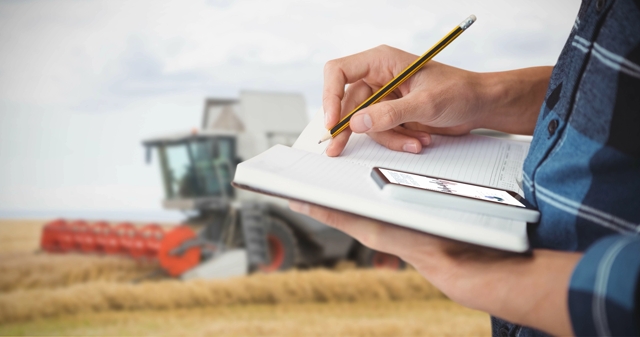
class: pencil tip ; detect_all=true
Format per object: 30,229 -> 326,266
318,131 -> 332,144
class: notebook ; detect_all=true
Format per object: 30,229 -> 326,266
232,111 -> 532,252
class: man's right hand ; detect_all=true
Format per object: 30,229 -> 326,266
322,45 -> 552,157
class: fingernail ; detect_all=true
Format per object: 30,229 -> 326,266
324,112 -> 329,128
402,143 -> 418,153
289,201 -> 310,215
351,114 -> 372,132
419,136 -> 430,146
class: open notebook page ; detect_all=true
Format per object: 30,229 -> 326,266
294,110 -> 529,195
236,145 -> 529,252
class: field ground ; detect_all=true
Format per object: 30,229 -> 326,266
0,220 -> 490,336
0,300 -> 488,337
0,220 -> 44,253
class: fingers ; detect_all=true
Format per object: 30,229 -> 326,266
367,127 -> 431,154
289,201 -> 379,246
287,201 -> 512,273
322,45 -> 415,129
327,121 -> 433,156
393,126 -> 432,146
325,80 -> 375,157
403,122 -> 472,136
323,54 -> 372,128
341,80 -> 375,117
350,96 -> 418,133
288,201 -> 423,256
325,129 -> 351,157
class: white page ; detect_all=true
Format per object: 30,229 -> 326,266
294,109 -> 529,195
292,108 -> 331,153
236,145 -> 529,252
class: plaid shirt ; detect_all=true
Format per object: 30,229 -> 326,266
492,0 -> 640,336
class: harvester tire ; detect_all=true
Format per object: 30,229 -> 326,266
259,216 -> 299,272
356,246 -> 406,270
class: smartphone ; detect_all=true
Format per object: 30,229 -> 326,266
371,167 -> 539,222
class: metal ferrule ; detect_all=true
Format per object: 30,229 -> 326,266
459,15 -> 476,30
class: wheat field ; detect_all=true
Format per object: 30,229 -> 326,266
0,220 -> 491,336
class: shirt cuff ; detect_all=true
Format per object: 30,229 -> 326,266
568,235 -> 640,336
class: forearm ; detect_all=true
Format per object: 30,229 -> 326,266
476,250 -> 581,336
405,244 -> 581,336
476,66 -> 553,135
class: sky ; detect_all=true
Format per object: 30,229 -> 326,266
0,0 -> 581,221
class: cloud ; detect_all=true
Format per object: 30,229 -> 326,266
0,0 -> 582,110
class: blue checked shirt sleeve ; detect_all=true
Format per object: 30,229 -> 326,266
569,235 -> 640,336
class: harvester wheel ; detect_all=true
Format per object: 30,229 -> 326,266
259,217 -> 299,273
356,246 -> 406,270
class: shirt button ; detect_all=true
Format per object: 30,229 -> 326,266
499,327 -> 510,337
596,0 -> 605,11
548,119 -> 559,136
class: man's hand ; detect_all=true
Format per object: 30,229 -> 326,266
289,201 -> 581,336
323,45 -> 552,156
323,45 -> 483,156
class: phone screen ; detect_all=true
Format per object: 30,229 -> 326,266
378,168 -> 525,207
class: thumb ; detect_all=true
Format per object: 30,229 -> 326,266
350,97 -> 415,133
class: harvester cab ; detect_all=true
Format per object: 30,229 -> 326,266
144,130 -> 239,212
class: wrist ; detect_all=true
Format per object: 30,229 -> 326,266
472,71 -> 507,130
474,67 -> 553,135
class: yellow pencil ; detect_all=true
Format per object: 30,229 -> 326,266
319,15 -> 476,143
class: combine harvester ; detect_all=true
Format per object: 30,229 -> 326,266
40,92 -> 404,279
